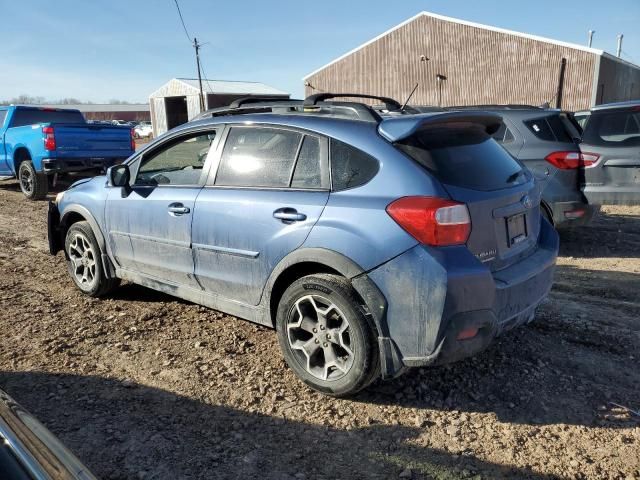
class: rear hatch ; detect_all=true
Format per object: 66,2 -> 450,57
580,106 -> 640,205
382,112 -> 541,271
52,124 -> 133,159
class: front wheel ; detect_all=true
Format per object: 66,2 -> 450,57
276,274 -> 379,397
64,221 -> 120,297
18,161 -> 48,200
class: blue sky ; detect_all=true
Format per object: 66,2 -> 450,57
1,0 -> 638,102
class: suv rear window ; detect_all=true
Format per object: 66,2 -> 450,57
582,109 -> 640,147
9,109 -> 86,127
524,115 -> 573,143
396,126 -> 526,191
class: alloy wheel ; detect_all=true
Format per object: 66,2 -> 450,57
286,295 -> 355,381
67,232 -> 98,289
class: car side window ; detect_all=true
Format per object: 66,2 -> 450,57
491,122 -> 515,144
330,138 -> 379,191
135,131 -> 216,186
215,127 -> 303,188
0,110 -> 6,128
291,135 -> 329,189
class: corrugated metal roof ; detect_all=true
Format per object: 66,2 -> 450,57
176,78 -> 289,95
38,104 -> 149,112
304,11 -> 640,79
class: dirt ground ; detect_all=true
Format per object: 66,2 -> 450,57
0,180 -> 638,480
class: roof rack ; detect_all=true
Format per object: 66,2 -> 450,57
444,104 -> 544,111
194,93 -> 411,123
304,93 -> 402,111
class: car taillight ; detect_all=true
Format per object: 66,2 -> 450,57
130,128 -> 136,150
43,126 -> 56,151
386,196 -> 471,246
545,151 -> 599,169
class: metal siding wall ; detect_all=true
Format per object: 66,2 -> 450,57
305,15 -> 597,111
596,56 -> 640,104
186,95 -> 202,120
152,98 -> 168,136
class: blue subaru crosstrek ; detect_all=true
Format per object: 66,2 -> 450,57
48,94 -> 559,396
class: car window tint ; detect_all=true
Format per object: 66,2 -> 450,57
136,132 -> 215,186
524,117 -> 555,141
330,139 -> 379,191
216,127 -> 302,187
396,126 -> 525,192
9,109 -> 86,127
546,115 -> 573,142
583,110 -> 640,146
491,122 -> 515,144
0,111 -> 6,128
291,136 -> 328,189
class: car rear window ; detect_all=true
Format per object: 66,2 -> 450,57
9,109 -> 86,127
524,115 -> 573,143
582,109 -> 640,147
396,125 -> 526,191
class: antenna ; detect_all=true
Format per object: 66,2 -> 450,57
401,83 -> 419,111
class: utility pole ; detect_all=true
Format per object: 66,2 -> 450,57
588,30 -> 595,48
193,37 -> 205,111
617,34 -> 624,58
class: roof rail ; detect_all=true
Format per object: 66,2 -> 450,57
444,104 -> 543,111
305,93 -> 402,111
228,95 -> 293,108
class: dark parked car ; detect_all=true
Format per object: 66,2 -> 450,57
442,105 -> 598,228
49,94 -> 558,396
579,100 -> 640,205
0,389 -> 97,479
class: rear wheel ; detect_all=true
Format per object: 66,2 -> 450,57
18,161 -> 48,200
276,274 -> 379,397
65,221 -> 120,297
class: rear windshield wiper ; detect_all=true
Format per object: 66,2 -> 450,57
506,169 -> 526,184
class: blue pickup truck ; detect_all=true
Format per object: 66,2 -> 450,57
0,105 -> 135,199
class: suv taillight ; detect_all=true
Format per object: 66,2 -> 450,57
386,196 -> 471,246
130,128 -> 136,150
43,126 -> 56,151
545,151 -> 599,169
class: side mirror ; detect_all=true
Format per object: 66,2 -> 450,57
107,164 -> 131,191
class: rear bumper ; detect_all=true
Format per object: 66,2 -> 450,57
550,201 -> 599,228
366,219 -> 559,373
582,185 -> 640,206
42,157 -> 127,173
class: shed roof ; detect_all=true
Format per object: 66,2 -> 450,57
304,11 -> 640,79
150,78 -> 289,98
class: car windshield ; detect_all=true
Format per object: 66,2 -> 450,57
395,125 -> 526,191
582,109 -> 640,146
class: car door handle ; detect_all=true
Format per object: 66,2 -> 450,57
273,208 -> 307,222
168,203 -> 190,215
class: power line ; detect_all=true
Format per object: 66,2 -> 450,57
173,0 -> 192,43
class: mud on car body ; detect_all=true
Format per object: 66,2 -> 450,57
48,94 -> 559,396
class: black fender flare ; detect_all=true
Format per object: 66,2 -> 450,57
59,204 -> 116,278
261,248 -> 404,378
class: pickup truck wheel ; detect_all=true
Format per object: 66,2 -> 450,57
18,161 -> 48,200
276,274 -> 380,397
64,221 -> 120,297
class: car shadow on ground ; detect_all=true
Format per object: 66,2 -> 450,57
0,372 -> 562,480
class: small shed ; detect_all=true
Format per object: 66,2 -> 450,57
149,78 -> 289,136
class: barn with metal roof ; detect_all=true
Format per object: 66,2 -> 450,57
149,78 -> 289,136
303,11 -> 640,111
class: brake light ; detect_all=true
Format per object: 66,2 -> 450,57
386,196 -> 471,246
43,126 -> 56,151
545,151 -> 599,169
130,128 -> 136,150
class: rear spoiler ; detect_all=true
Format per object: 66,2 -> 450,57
378,111 -> 503,142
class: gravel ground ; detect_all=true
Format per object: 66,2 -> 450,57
0,180 -> 638,480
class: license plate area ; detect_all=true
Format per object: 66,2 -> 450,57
506,213 -> 527,247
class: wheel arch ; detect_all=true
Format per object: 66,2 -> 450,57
13,147 -> 32,174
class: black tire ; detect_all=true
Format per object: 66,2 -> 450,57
276,274 -> 380,397
64,221 -> 120,297
18,161 -> 48,200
